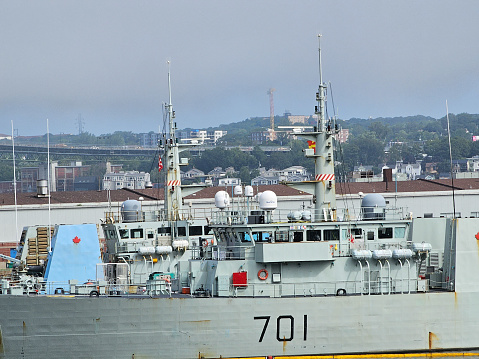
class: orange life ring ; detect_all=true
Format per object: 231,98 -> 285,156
258,269 -> 268,280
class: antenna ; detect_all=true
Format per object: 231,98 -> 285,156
316,34 -> 326,132
47,119 -> 52,251
167,61 -> 175,140
75,114 -> 85,135
267,88 -> 276,141
12,121 -> 18,243
446,101 -> 456,218
318,34 -> 323,87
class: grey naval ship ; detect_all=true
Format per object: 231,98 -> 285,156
1,39 -> 479,359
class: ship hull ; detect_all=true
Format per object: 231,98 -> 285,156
0,291 -> 476,359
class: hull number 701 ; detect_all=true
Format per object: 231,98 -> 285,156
254,315 -> 308,342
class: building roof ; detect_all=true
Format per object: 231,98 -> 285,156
1,179 -> 478,207
335,178 -> 479,195
0,187 -> 165,206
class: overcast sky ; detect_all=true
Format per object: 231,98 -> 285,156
1,1 -> 478,136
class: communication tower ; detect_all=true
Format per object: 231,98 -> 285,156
267,88 -> 276,141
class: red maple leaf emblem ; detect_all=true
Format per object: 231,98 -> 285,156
72,236 -> 81,244
475,232 -> 479,241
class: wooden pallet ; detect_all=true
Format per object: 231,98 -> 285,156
25,226 -> 54,266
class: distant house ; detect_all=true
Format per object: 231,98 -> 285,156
208,167 -> 226,179
225,167 -> 235,176
452,159 -> 468,173
335,129 -> 349,143
467,156 -> 479,172
257,166 -> 310,183
425,162 -> 438,175
103,171 -> 150,190
277,166 -> 309,181
218,178 -> 241,186
251,131 -> 269,145
182,168 -> 205,179
352,165 -> 374,180
395,161 -> 421,180
251,176 -> 279,186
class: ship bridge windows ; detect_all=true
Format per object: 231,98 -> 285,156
158,227 -> 171,235
324,229 -> 339,241
394,227 -> 406,238
104,229 -> 118,240
119,229 -> 129,239
347,228 -> 363,240
293,232 -> 303,242
307,230 -> 321,241
275,231 -> 289,242
147,230 -> 154,239
189,226 -> 203,236
240,232 -> 250,242
378,227 -> 393,239
130,228 -> 143,239
242,232 -> 270,242
367,231 -> 375,240
177,227 -> 186,236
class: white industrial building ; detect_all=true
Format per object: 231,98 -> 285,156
102,171 -> 151,190
1,179 -> 478,245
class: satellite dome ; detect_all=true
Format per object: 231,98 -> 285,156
361,193 -> 386,220
234,185 -> 243,196
259,190 -> 277,210
215,191 -> 230,209
121,199 -> 141,222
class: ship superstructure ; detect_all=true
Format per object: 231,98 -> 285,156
1,38 -> 479,359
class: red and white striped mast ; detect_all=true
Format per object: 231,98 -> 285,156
163,61 -> 182,221
302,35 -> 338,221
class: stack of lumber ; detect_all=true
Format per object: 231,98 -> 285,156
25,227 -> 53,266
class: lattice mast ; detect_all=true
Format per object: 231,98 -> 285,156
267,88 -> 276,141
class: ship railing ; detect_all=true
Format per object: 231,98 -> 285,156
115,240 -> 160,254
104,207 -> 217,224
209,206 -> 410,226
238,277 -> 430,298
190,244 -> 255,261
337,206 -> 409,222
364,240 -> 411,251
